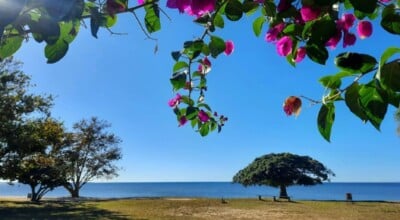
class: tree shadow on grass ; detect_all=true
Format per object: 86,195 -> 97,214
0,200 -> 147,220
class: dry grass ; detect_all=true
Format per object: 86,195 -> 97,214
1,197 -> 400,219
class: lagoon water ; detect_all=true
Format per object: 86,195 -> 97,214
1,182 -> 399,201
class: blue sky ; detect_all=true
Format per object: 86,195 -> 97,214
13,5 -> 400,182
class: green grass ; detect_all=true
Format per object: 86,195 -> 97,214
1,198 -> 400,219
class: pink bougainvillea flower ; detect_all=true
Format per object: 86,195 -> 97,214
357,20 -> 373,39
339,13 -> 356,31
198,110 -> 210,122
300,6 -> 320,22
283,96 -> 302,117
277,0 -> 291,12
343,31 -> 356,48
191,0 -> 216,16
326,29 -> 342,49
379,0 -> 391,2
167,0 -> 191,13
294,47 -> 307,63
276,36 -> 293,56
178,116 -> 188,126
224,40 -> 234,55
167,0 -> 215,16
138,0 -> 145,4
168,93 -> 182,107
255,0 -> 264,3
265,23 -> 285,42
106,0 -> 127,16
198,57 -> 212,74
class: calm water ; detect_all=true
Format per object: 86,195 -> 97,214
1,182 -> 399,201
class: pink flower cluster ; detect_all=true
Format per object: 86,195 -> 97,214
265,23 -> 306,63
264,5 -> 373,63
166,0 -> 216,17
326,13 -> 373,49
168,93 -> 182,107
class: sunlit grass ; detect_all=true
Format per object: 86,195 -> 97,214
1,198 -> 399,220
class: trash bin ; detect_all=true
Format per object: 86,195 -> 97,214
27,193 -> 32,199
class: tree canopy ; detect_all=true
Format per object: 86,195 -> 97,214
0,58 -> 122,200
61,117 -> 122,198
233,153 -> 334,198
0,0 -> 399,141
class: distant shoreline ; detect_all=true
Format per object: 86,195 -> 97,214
1,196 -> 399,203
2,182 -> 400,201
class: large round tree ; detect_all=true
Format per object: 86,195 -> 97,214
233,153 -> 335,199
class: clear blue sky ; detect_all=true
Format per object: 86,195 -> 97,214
14,6 -> 399,182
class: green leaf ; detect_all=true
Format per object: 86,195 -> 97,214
225,0 -> 243,21
28,16 -> 61,44
45,40 -> 69,64
210,121 -> 218,132
380,47 -> 400,66
90,12 -> 100,38
334,52 -> 377,74
242,1 -> 259,15
317,103 -> 335,142
319,75 -> 342,89
349,0 -> 377,14
344,0 -> 353,9
186,106 -> 198,120
381,14 -> 400,35
0,33 -> 23,59
378,61 -> 400,91
345,82 -> 368,122
306,43 -> 328,65
171,51 -> 181,62
103,14 -> 118,28
381,5 -> 400,35
144,4 -> 161,33
199,123 -> 210,136
191,118 -> 198,128
263,1 -> 276,17
359,85 -> 388,130
309,17 -> 337,44
181,95 -> 195,106
183,40 -> 204,59
209,36 -> 226,58
252,16 -> 265,37
59,20 -> 80,44
197,103 -> 212,111
214,14 -> 224,28
202,44 -> 210,56
173,61 -> 189,73
170,73 -> 187,91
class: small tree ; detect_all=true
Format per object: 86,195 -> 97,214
18,153 -> 66,202
4,119 -> 68,202
62,117 -> 122,198
233,153 -> 334,199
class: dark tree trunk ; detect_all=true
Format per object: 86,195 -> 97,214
279,185 -> 288,198
64,183 -> 80,198
29,184 -> 39,202
70,189 -> 79,198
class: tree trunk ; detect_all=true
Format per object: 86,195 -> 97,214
29,184 -> 39,202
279,185 -> 288,198
64,183 -> 80,198
70,189 -> 80,198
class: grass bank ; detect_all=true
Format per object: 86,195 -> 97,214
0,197 -> 399,219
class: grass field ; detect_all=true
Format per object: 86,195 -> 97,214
1,197 -> 400,219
